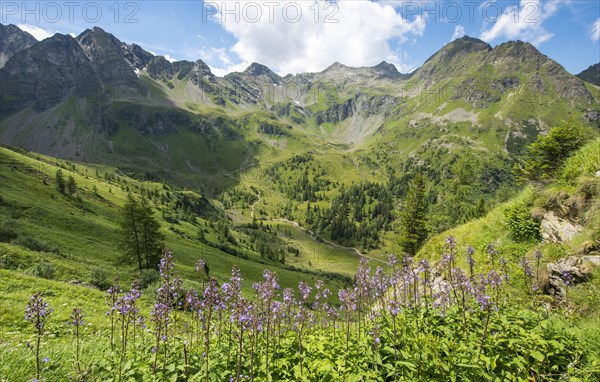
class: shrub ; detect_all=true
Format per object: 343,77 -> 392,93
0,226 -> 18,243
0,253 -> 20,269
559,139 -> 600,184
515,122 -> 591,182
12,236 -> 59,254
89,267 -> 111,290
139,268 -> 160,289
28,261 -> 56,279
505,205 -> 541,242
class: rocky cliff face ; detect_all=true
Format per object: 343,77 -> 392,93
76,27 -> 152,86
0,23 -> 37,68
313,93 -> 397,125
0,33 -> 99,114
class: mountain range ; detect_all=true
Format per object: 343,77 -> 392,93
0,24 -> 598,205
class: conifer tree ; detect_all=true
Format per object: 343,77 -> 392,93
55,169 -> 65,194
120,193 -> 164,271
67,175 -> 77,195
397,172 -> 429,257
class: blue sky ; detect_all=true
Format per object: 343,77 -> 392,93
1,1 -> 599,76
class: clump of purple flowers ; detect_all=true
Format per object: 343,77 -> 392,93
560,270 -> 574,286
466,246 -> 476,280
105,280 -> 121,351
25,292 -> 53,381
69,307 -> 84,375
25,293 -> 52,330
151,249 -> 181,373
487,244 -> 498,269
520,256 -> 535,294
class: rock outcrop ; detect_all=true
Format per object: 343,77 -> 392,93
540,211 -> 584,243
545,256 -> 600,299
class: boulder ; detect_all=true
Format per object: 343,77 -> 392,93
545,256 -> 600,299
540,211 -> 583,243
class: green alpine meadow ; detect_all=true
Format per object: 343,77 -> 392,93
0,3 -> 599,380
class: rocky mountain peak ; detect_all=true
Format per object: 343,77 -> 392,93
75,26 -> 153,85
193,59 -> 213,76
77,26 -> 124,56
0,32 -> 99,115
427,36 -> 492,63
244,62 -> 281,83
324,62 -> 348,72
0,23 -> 38,68
372,61 -> 402,78
76,26 -> 152,68
453,35 -> 491,48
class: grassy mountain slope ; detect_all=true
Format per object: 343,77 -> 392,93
0,144 -> 361,294
1,142 -> 599,381
419,138 -> 600,305
420,138 -> 599,249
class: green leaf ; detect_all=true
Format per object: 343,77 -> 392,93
456,362 -> 478,368
530,351 -> 545,362
397,361 -> 417,371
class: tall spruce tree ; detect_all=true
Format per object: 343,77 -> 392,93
55,169 -> 65,194
398,172 -> 429,257
66,175 -> 77,195
120,193 -> 164,271
138,196 -> 164,269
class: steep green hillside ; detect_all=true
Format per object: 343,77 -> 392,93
0,144 -> 361,294
420,138 -> 600,303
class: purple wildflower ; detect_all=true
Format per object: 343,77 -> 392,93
560,270 -> 574,286
476,293 -> 492,311
466,246 -> 476,267
298,281 -> 312,302
499,257 -> 510,281
25,293 -> 53,330
487,270 -> 502,289
445,235 -> 456,248
520,257 -> 534,279
69,307 -> 84,327
338,289 -> 357,312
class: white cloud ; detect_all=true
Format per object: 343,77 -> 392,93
164,54 -> 178,63
451,25 -> 465,41
198,46 -> 232,66
480,0 -> 566,46
16,24 -> 53,41
208,0 -> 425,75
591,18 -> 600,42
